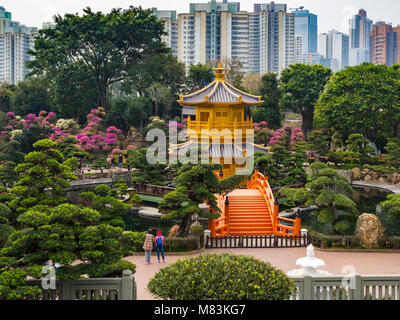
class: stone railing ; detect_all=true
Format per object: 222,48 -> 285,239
26,270 -> 136,300
135,183 -> 175,197
290,274 -> 400,300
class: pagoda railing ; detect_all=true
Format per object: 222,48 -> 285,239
247,170 -> 301,237
187,120 -> 253,132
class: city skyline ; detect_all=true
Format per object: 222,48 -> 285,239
1,0 -> 400,34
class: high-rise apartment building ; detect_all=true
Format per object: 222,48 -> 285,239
0,6 -> 11,34
292,8 -> 317,54
349,9 -> 373,66
318,30 -> 349,71
255,2 -> 295,74
152,8 -> 178,57
169,1 -> 295,74
370,22 -> 399,66
0,7 -> 37,85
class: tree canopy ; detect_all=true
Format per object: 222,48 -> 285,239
28,6 -> 166,110
280,64 -> 332,137
315,63 -> 400,142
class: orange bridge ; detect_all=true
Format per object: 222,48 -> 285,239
209,171 -> 301,238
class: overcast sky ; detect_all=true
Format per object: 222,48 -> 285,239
2,0 -> 400,34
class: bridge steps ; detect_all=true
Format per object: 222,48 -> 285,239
227,189 -> 274,236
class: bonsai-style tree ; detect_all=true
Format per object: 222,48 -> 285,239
254,153 -> 278,186
128,148 -> 169,185
80,184 -> 131,228
280,162 -> 358,235
8,139 -> 78,215
0,161 -> 18,188
160,154 -> 242,237
384,138 -> 400,168
306,130 -> 331,157
0,203 -> 136,282
344,134 -> 375,164
380,194 -> 400,221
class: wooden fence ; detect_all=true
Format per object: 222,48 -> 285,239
290,275 -> 400,300
26,270 -> 136,300
205,234 -> 311,249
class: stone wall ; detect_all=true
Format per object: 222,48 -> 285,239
352,167 -> 400,186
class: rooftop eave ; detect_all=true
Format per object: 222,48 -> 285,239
178,100 -> 264,107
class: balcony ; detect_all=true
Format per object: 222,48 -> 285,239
187,120 -> 254,140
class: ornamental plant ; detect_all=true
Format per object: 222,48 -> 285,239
380,194 -> 400,222
0,203 -> 136,282
253,122 -> 272,145
76,108 -> 123,152
148,254 -> 296,300
8,139 -> 78,214
80,184 -> 130,228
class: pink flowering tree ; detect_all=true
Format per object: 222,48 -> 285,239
49,127 -> 69,144
269,126 -> 305,152
253,122 -> 272,145
76,109 -> 124,152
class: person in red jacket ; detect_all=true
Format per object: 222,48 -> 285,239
155,230 -> 165,263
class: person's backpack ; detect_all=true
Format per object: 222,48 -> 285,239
156,236 -> 163,247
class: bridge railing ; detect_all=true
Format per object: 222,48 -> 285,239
247,170 -> 301,237
209,194 -> 230,238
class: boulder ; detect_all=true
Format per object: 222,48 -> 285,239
364,175 -> 372,182
378,177 -> 386,184
355,214 -> 386,249
371,172 -> 379,181
352,167 -> 361,180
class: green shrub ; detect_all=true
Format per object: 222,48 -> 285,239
0,224 -> 14,247
148,253 -> 296,300
164,236 -> 199,252
0,203 -> 11,224
190,224 -> 204,247
120,231 -> 146,256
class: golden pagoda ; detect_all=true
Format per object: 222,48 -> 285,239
171,62 -> 269,178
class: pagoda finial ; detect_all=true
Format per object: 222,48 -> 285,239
213,62 -> 225,81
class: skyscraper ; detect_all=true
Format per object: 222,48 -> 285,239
152,8 -> 178,57
370,22 -> 399,66
0,7 -> 37,85
255,2 -> 295,74
349,9 -> 373,66
292,8 -> 317,54
318,30 -> 349,71
173,1 -> 295,74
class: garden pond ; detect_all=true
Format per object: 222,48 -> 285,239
301,187 -> 400,237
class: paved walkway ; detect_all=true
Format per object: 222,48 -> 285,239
123,248 -> 400,300
352,180 -> 400,194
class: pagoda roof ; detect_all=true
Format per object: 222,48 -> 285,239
178,63 -> 263,107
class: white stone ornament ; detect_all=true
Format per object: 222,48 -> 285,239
288,244 -> 331,277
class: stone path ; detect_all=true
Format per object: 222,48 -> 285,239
123,248 -> 400,300
352,180 -> 400,195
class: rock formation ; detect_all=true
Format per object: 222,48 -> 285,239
355,213 -> 386,249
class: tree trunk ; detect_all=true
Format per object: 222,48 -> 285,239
301,113 -> 314,139
98,82 -> 108,110
396,122 -> 400,138
154,101 -> 159,117
177,213 -> 192,237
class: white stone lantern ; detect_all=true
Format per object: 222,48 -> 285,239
288,244 -> 331,277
